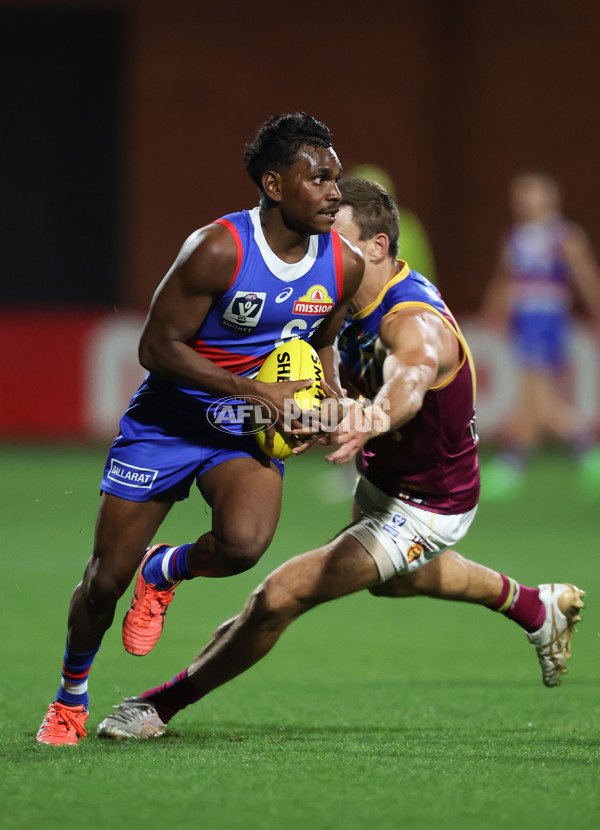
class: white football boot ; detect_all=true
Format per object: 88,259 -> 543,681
526,583 -> 585,687
97,697 -> 167,740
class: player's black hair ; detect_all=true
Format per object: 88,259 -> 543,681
338,178 -> 400,261
243,112 -> 334,191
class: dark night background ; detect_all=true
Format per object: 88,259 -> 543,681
1,0 -> 599,314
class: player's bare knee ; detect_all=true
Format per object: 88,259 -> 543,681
391,551 -> 470,599
83,572 -> 123,611
217,548 -> 262,575
214,615 -> 238,637
369,581 -> 393,597
438,551 -> 469,594
82,557 -> 130,609
214,528 -> 274,575
369,570 -> 421,598
243,576 -> 301,631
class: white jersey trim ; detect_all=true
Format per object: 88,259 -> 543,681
249,206 -> 318,282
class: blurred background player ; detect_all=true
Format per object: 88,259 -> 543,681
96,179 -> 584,741
480,172 -> 600,500
35,112 -> 363,745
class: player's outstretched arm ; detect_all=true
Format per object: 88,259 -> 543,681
326,307 -> 459,464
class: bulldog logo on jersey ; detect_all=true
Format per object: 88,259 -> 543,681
293,285 -> 335,315
221,291 -> 267,333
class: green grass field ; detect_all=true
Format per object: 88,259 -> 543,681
1,443 -> 599,830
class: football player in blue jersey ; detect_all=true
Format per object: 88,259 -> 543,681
93,178 -> 585,742
480,172 -> 600,500
36,112 -> 364,745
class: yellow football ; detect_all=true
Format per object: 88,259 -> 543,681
253,339 -> 324,460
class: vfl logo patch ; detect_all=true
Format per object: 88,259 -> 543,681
383,513 -> 407,539
107,459 -> 158,489
221,291 -> 266,333
275,287 -> 294,303
293,284 -> 335,316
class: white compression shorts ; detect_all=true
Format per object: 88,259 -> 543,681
343,476 -> 478,582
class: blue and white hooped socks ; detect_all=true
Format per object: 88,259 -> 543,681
55,642 -> 101,710
141,544 -> 196,590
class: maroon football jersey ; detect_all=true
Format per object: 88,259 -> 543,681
338,265 -> 480,514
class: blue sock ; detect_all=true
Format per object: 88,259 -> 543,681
142,544 -> 196,589
55,641 -> 100,710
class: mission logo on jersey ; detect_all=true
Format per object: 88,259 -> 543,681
221,291 -> 267,333
293,285 -> 335,315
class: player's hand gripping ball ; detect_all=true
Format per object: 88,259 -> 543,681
253,339 -> 324,460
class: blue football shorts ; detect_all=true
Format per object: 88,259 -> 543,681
100,385 -> 284,503
510,311 -> 570,373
